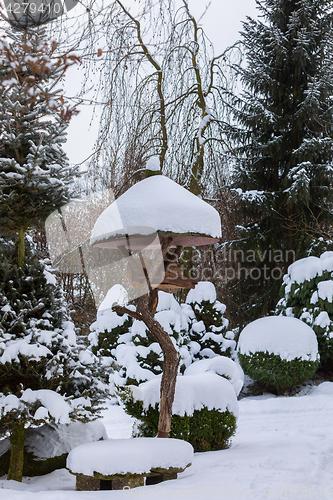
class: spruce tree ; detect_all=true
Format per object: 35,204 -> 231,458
0,27 -> 78,265
90,292 -> 192,386
186,282 -> 235,360
0,238 -> 110,481
0,27 -> 107,482
228,0 -> 333,324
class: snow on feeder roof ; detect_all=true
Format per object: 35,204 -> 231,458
90,175 -> 221,249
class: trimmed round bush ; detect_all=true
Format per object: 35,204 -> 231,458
119,373 -> 238,452
237,316 -> 319,394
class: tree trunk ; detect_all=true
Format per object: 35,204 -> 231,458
17,227 -> 25,268
7,422 -> 25,482
136,295 -> 180,438
115,292 -> 181,438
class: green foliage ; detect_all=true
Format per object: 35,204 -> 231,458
188,296 -> 235,360
0,237 -> 110,411
132,328 -> 164,376
277,268 -> 333,370
238,351 -> 319,395
0,28 -> 79,234
92,316 -> 133,357
226,0 -> 333,326
119,388 -> 237,452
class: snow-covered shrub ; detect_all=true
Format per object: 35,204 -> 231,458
90,308 -> 133,358
120,373 -> 238,452
276,253 -> 333,369
237,316 -> 319,394
186,282 -> 236,360
90,292 -> 193,386
90,282 -> 235,386
184,356 -> 244,396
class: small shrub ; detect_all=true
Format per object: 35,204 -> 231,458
277,265 -> 333,370
186,282 -> 236,360
119,388 -> 237,452
237,316 -> 319,394
238,351 -> 319,394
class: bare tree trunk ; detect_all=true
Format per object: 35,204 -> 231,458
7,423 -> 25,482
115,292 -> 180,438
17,227 -> 25,268
136,295 -> 180,437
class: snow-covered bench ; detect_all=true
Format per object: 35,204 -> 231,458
66,437 -> 193,491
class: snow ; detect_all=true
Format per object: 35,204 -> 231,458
130,372 -> 239,417
237,316 -> 319,362
2,381 -> 333,498
186,281 -> 216,304
98,284 -> 128,311
0,337 -> 51,364
89,307 -> 132,341
90,175 -> 221,245
314,311 -> 331,329
317,281 -> 333,302
146,156 -> 160,171
21,390 -> 75,425
24,421 -> 107,459
198,108 -> 211,146
184,356 -> 244,396
284,254 -> 333,285
156,291 -> 183,313
0,390 -> 92,426
66,437 -> 193,476
43,270 -> 57,286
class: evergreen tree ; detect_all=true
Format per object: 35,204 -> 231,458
228,0 -> 333,324
186,282 -> 236,360
0,27 -> 106,482
0,238 -> 111,481
89,292 -> 193,386
90,284 -> 235,385
0,27 -> 79,265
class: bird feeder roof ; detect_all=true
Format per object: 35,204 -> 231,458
90,175 -> 221,249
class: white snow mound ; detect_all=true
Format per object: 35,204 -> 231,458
184,356 -> 244,396
98,284 -> 128,311
131,372 -> 238,417
237,316 -> 319,362
186,281 -> 217,304
90,175 -> 221,244
284,253 -> 333,285
146,156 -> 160,171
66,437 -> 193,476
25,421 -> 107,459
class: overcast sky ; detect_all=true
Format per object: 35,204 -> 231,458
63,0 -> 258,168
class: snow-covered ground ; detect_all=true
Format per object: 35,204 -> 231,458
1,382 -> 333,499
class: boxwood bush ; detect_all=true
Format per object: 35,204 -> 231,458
119,388 -> 237,452
238,351 -> 319,395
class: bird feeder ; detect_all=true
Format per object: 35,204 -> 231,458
90,174 -> 221,294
